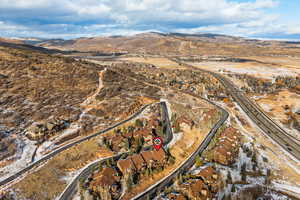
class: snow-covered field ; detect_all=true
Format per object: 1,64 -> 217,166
0,138 -> 36,182
189,61 -> 300,79
231,101 -> 300,197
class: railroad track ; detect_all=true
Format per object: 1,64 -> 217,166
0,104 -> 151,189
174,59 -> 300,161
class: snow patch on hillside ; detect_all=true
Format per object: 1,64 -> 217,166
0,138 -> 36,182
166,132 -> 182,148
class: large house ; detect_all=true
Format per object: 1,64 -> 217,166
133,128 -> 153,146
195,166 -> 219,193
26,119 -> 68,140
89,167 -> 121,198
117,158 -> 134,175
117,148 -> 167,175
213,127 -> 241,165
181,179 -> 212,200
131,154 -> 147,172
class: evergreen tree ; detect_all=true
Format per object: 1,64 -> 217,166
174,122 -> 180,133
98,163 -> 103,172
106,159 -> 111,167
241,163 -> 247,181
179,174 -> 183,184
127,173 -> 134,191
231,184 -> 236,193
227,171 -> 232,184
135,119 -> 143,127
195,155 -> 203,167
146,168 -> 150,177
127,125 -> 135,133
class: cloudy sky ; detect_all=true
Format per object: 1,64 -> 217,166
0,0 -> 299,40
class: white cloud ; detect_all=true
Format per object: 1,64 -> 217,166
0,21 -> 29,33
0,0 -> 298,39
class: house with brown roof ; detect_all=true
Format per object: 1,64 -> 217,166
220,127 -> 240,139
89,167 -> 121,197
168,193 -> 187,200
181,179 -> 212,200
213,146 -> 233,165
148,118 -> 161,128
133,128 -> 153,146
110,136 -> 126,152
141,148 -> 167,168
121,131 -> 134,138
176,116 -> 194,127
196,166 -> 219,193
203,109 -> 218,121
117,148 -> 167,177
131,154 -> 147,172
152,148 -> 167,164
140,150 -> 154,167
212,126 -> 241,165
117,158 -> 135,175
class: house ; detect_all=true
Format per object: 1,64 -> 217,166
141,148 -> 167,168
26,123 -> 47,140
203,109 -> 218,121
148,118 -> 161,128
140,150 -> 155,167
152,148 -> 167,164
26,119 -> 68,141
117,158 -> 135,175
110,136 -> 125,152
167,193 -> 187,200
133,128 -> 153,145
181,179 -> 211,200
89,167 -> 121,196
131,154 -> 147,172
175,116 -> 194,128
121,131 -> 134,138
219,127 -> 240,140
212,126 -> 241,165
117,148 -> 167,176
196,166 -> 219,193
213,146 -> 233,165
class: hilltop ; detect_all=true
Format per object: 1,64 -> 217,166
20,32 -> 300,57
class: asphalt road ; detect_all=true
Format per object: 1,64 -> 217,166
132,100 -> 228,200
57,58 -> 300,200
0,104 -> 151,188
58,101 -> 174,200
174,60 -> 300,161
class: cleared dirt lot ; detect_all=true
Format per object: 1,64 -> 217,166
119,57 -> 186,69
189,60 -> 300,79
254,90 -> 300,139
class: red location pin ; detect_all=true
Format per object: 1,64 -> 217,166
153,137 -> 163,151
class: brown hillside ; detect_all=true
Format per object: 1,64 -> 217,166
38,32 -> 300,57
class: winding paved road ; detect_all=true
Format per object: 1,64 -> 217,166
58,101 -> 173,200
174,59 -> 300,161
4,56 -> 296,200
0,104 -> 151,188
131,100 -> 228,200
